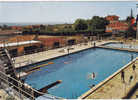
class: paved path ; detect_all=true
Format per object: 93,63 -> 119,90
80,58 -> 138,99
0,89 -> 9,100
0,89 -> 21,100
14,40 -> 114,68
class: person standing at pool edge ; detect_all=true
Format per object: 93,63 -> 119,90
132,63 -> 136,80
121,70 -> 125,83
131,54 -> 134,61
132,64 -> 136,71
94,42 -> 96,47
67,48 -> 69,55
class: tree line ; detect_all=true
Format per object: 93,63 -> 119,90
22,16 -> 109,36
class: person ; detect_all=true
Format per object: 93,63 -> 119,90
67,48 -> 69,54
132,64 -> 136,71
92,72 -> 96,79
129,75 -> 133,83
0,81 -> 1,88
64,62 -> 69,64
131,54 -> 134,61
121,70 -> 125,83
94,42 -> 96,47
132,63 -> 137,80
87,72 -> 96,80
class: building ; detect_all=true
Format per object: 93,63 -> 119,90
11,26 -> 23,31
38,36 -> 66,49
106,9 -> 136,34
0,40 -> 42,57
0,30 -> 22,35
38,35 -> 83,49
106,21 -> 129,33
106,15 -> 119,23
0,35 -> 84,57
0,35 -> 43,57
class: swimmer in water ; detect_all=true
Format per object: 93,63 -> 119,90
64,62 -> 69,64
87,72 -> 96,80
91,72 -> 95,79
64,58 -> 72,64
64,60 -> 72,64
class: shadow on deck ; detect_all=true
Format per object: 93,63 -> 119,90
123,82 -> 138,99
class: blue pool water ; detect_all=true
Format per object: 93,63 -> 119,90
103,42 -> 138,49
24,48 -> 138,99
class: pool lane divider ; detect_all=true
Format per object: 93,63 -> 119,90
78,57 -> 137,99
26,68 -> 40,74
25,62 -> 54,74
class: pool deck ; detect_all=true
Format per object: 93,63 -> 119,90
0,89 -> 21,100
0,89 -> 9,100
14,40 -> 116,69
79,58 -> 138,99
2,40 -> 138,99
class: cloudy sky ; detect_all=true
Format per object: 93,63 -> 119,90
0,1 -> 137,24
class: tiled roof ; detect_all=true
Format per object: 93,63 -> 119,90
106,15 -> 119,21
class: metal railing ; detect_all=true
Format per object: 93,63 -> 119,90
0,71 -> 63,100
0,70 -> 35,100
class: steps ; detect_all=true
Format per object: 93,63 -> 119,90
0,48 -> 17,79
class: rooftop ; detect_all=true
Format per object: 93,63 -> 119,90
0,40 -> 41,48
0,30 -> 22,35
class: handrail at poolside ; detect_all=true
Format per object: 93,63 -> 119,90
0,70 -> 63,100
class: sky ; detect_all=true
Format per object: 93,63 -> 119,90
0,1 -> 138,24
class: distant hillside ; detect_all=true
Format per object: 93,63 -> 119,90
0,22 -> 73,26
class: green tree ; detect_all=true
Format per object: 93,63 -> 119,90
40,24 -> 46,30
126,16 -> 134,26
126,16 -> 132,22
73,19 -> 88,31
88,16 -> 109,35
125,25 -> 136,38
2,24 -> 11,30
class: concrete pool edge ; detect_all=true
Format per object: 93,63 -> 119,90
78,57 -> 137,99
98,46 -> 138,53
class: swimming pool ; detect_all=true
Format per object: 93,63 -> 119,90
103,42 -> 138,49
23,48 -> 138,99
